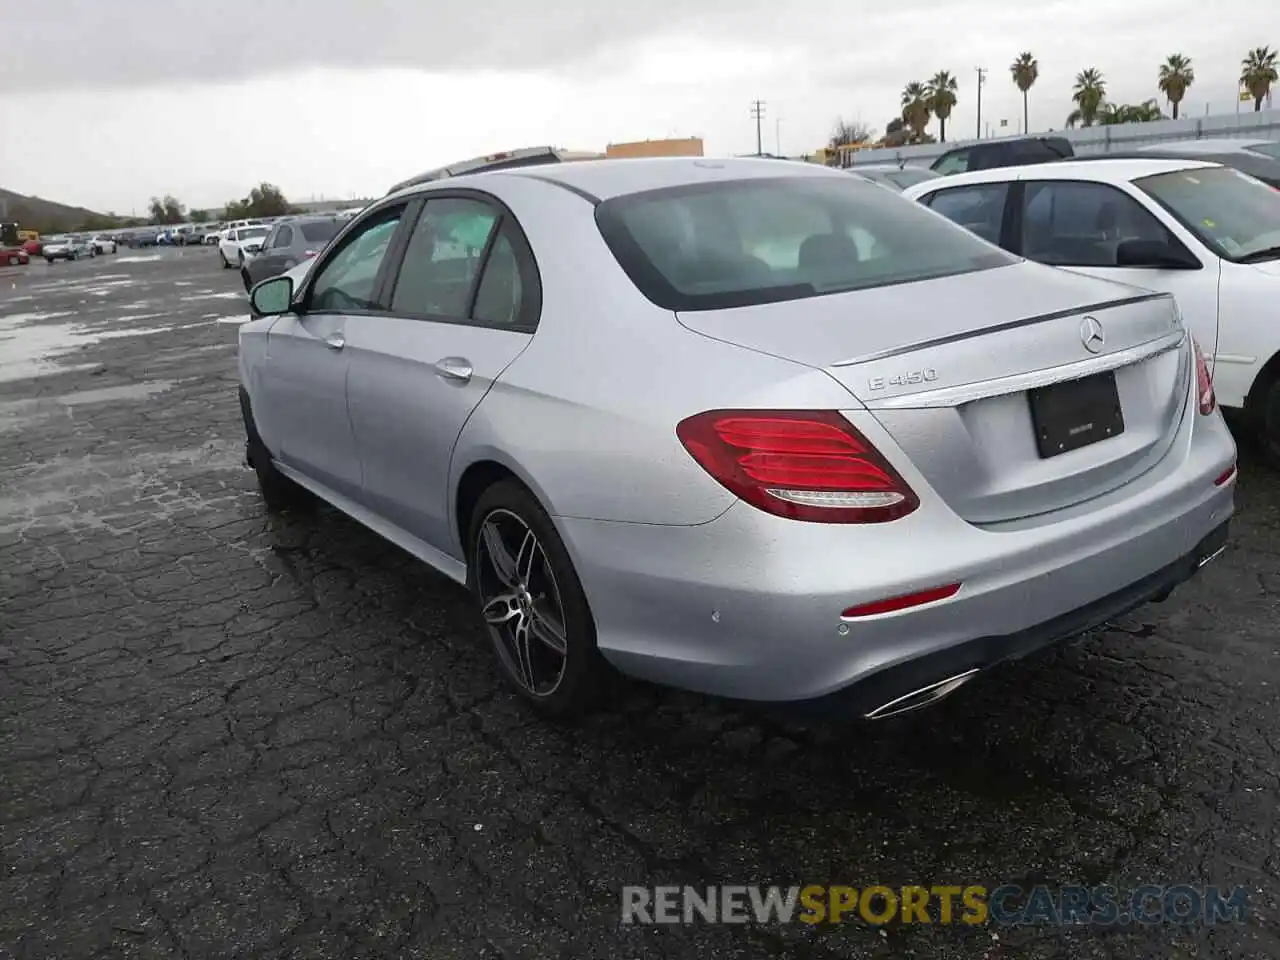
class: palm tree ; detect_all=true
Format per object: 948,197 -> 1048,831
1241,46 -> 1278,112
1158,54 -> 1194,119
1010,53 -> 1038,134
1099,99 -> 1166,125
1066,68 -> 1107,127
927,71 -> 959,141
901,81 -> 932,142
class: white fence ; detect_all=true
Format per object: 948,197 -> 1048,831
842,107 -> 1280,167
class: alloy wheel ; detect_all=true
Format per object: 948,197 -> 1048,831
474,508 -> 569,696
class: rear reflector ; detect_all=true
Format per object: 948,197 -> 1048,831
842,583 -> 962,619
676,410 -> 920,523
1214,464 -> 1237,486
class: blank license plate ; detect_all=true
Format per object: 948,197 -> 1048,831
1028,371 -> 1125,458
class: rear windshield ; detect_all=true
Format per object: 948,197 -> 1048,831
594,175 -> 1015,310
882,167 -> 939,189
300,221 -> 340,242
240,226 -> 269,239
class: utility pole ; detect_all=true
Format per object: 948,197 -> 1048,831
750,100 -> 766,156
775,117 -> 783,156
975,67 -> 988,139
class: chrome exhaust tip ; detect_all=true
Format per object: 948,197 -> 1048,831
863,667 -> 981,721
1197,545 -> 1226,569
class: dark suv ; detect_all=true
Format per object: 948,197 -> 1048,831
930,136 -> 1074,175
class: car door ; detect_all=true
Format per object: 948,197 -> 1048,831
249,224 -> 293,286
1011,179 -> 1221,366
344,192 -> 539,556
257,203 -> 409,500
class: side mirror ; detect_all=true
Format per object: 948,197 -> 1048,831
250,275 -> 295,317
1115,238 -> 1200,270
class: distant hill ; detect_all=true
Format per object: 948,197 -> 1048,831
0,187 -> 112,233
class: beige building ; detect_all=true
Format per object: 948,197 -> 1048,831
605,137 -> 705,159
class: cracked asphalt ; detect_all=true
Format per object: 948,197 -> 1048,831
2,248 -> 1279,959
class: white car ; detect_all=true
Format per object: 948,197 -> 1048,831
89,236 -> 117,255
218,225 -> 271,269
904,158 -> 1280,461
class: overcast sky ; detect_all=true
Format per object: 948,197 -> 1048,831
1,0 -> 1269,213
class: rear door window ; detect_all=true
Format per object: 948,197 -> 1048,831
390,197 -> 499,318
923,183 -> 1010,245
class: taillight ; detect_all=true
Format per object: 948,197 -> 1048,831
1193,339 -> 1216,415
675,410 -> 920,523
302,250 -> 317,259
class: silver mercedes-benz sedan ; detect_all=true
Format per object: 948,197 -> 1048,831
238,157 -> 1236,720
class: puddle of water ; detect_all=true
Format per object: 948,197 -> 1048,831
57,380 -> 178,406
179,291 -> 240,302
114,255 -> 163,264
0,309 -> 179,382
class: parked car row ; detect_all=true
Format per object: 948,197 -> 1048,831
233,146 -> 1241,720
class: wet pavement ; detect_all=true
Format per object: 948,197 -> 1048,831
2,248 -> 1280,959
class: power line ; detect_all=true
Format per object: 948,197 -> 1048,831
975,67 -> 988,139
749,100 -> 766,157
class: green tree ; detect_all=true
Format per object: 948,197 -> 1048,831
927,71 -> 958,141
1241,46 -> 1278,112
1066,68 -> 1107,127
1099,99 -> 1166,125
1010,52 -> 1038,134
189,209 -> 209,223
147,195 -> 185,225
224,183 -> 292,220
1158,53 -> 1195,119
900,81 -> 932,142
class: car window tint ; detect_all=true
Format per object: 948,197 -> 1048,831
300,221 -> 340,243
924,183 -> 1009,244
471,226 -> 526,326
309,210 -> 403,312
274,225 -> 294,248
1021,181 -> 1169,267
596,175 -> 1015,311
933,151 -> 970,175
390,198 -> 498,317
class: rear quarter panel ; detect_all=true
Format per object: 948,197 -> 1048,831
448,174 -> 864,530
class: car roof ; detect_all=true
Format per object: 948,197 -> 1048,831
851,163 -> 936,174
905,156 -> 1220,193
1136,138 -> 1270,154
392,156 -> 852,203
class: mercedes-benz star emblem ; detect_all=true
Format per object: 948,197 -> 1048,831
1080,316 -> 1105,354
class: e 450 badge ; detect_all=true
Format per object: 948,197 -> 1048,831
867,369 -> 939,391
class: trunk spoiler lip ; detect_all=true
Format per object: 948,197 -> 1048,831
860,326 -> 1187,411
830,291 -> 1174,368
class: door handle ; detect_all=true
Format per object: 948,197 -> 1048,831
324,335 -> 345,350
434,357 -> 473,382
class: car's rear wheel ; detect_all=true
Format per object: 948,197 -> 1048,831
238,387 -> 313,513
467,480 -> 608,717
6,255 -> 16,266
241,268 -> 252,293
1252,373 -> 1280,468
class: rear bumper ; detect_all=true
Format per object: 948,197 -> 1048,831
790,519 -> 1229,718
556,405 -> 1236,705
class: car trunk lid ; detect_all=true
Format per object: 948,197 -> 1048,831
676,262 -> 1190,523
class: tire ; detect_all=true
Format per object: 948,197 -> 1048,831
238,387 -> 313,514
220,254 -> 232,270
241,269 -> 253,294
1252,373 -> 1280,468
465,479 -> 608,718
46,257 -> 54,264
7,255 -> 16,266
